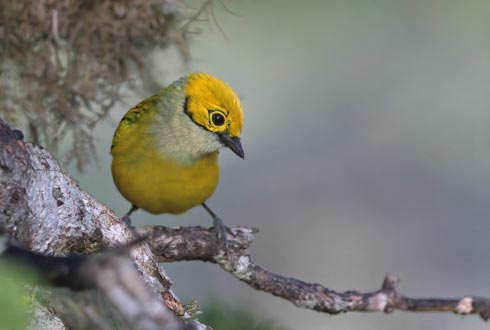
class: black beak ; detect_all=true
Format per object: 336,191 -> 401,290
218,134 -> 244,159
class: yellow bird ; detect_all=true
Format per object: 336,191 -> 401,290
110,73 -> 244,243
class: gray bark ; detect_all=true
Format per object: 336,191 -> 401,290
0,119 -> 207,329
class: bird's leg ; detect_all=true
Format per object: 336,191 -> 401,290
122,204 -> 138,226
202,202 -> 229,248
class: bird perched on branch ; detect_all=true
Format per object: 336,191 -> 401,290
110,73 -> 244,244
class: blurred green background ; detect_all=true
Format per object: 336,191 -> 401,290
72,1 -> 490,329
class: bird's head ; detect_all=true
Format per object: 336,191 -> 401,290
183,73 -> 244,159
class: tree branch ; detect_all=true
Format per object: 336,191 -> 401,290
0,118 -> 208,329
137,225 -> 490,321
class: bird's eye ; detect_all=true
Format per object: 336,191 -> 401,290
211,112 -> 225,126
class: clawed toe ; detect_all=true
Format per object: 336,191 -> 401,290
212,217 -> 229,248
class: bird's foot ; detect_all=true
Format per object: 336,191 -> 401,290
122,205 -> 138,226
212,216 -> 230,249
202,203 -> 230,249
122,214 -> 132,226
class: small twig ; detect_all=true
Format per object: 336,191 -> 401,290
181,0 -> 213,31
181,0 -> 229,40
217,0 -> 242,17
138,225 -> 490,322
51,9 -> 60,42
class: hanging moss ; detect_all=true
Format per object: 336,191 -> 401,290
0,0 -> 190,170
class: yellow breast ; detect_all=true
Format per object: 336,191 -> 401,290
112,149 -> 219,214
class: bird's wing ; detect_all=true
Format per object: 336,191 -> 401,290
110,99 -> 155,154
